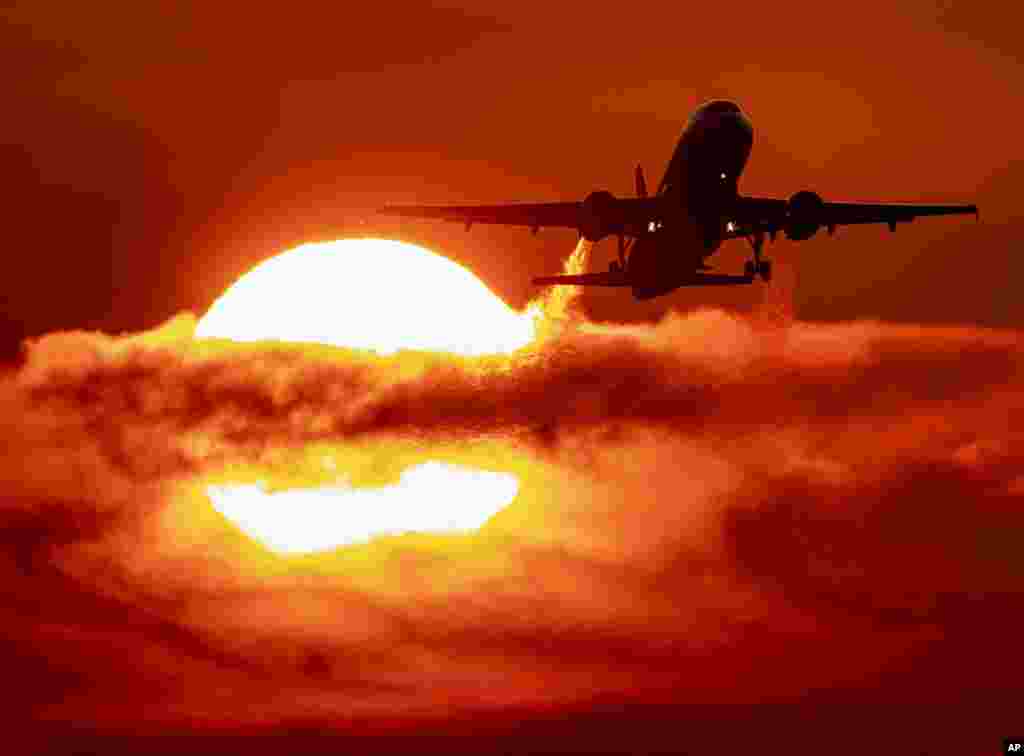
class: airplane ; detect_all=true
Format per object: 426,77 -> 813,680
380,100 -> 978,300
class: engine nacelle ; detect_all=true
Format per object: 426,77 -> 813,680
579,190 -> 619,242
785,190 -> 824,241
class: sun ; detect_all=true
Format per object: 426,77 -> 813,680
196,238 -> 536,355
196,238 -> 535,553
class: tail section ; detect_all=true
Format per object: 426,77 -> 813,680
635,165 -> 648,199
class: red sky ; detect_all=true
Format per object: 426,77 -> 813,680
2,0 -> 1021,354
2,3 -> 1023,754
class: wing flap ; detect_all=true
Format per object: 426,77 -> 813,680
380,197 -> 663,235
734,196 -> 978,234
820,201 -> 979,226
380,201 -> 583,230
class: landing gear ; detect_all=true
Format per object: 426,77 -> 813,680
744,260 -> 770,280
745,230 -> 772,282
609,234 -> 631,274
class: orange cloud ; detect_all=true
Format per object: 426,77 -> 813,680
2,297 -> 1022,751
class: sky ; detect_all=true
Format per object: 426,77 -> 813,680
3,2 -> 1023,753
1,0 -> 1021,353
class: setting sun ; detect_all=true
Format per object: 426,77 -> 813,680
196,239 -> 533,552
196,238 -> 536,355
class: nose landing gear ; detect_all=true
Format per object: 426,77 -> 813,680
744,259 -> 771,281
745,230 -> 772,282
608,235 -> 632,274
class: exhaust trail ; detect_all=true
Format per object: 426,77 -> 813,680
531,237 -> 592,332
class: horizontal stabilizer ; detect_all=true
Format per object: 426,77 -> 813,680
677,273 -> 754,286
532,271 -> 633,287
532,271 -> 755,288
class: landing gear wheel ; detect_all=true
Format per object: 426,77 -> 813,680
745,231 -> 771,281
616,235 -> 630,272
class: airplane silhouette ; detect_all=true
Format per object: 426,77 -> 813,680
380,100 -> 978,300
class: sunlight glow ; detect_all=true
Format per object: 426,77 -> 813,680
196,239 -> 532,553
207,463 -> 520,552
196,238 -> 536,355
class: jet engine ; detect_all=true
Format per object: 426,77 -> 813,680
785,190 -> 824,240
579,190 -> 619,242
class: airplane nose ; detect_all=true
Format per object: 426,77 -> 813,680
722,111 -> 754,143
695,111 -> 753,144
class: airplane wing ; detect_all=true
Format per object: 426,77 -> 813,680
380,201 -> 581,230
733,195 -> 978,235
379,197 -> 661,236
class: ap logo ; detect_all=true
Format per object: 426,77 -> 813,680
1005,739 -> 1023,753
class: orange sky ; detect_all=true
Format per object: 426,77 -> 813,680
1,0 -> 1021,357
3,3 -> 1024,753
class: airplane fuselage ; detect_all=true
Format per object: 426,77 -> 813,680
629,100 -> 754,299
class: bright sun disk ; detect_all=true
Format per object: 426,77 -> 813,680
196,238 -> 537,355
196,239 -> 533,552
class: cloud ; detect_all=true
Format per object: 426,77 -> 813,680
2,283 -> 1023,750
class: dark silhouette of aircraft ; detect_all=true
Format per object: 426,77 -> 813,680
380,101 -> 978,300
